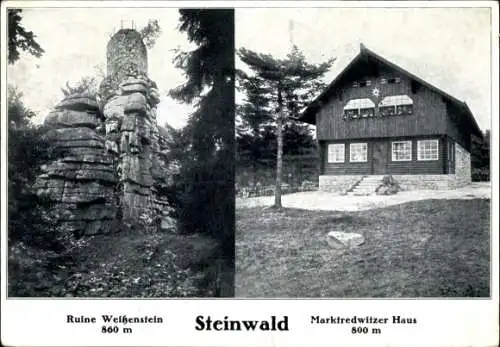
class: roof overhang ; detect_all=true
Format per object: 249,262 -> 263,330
299,44 -> 483,138
379,95 -> 413,107
343,98 -> 375,110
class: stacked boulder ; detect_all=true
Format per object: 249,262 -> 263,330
33,92 -> 118,236
100,75 -> 168,225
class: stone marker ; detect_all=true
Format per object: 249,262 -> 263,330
327,231 -> 365,249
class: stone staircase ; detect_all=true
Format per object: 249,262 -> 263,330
347,176 -> 384,196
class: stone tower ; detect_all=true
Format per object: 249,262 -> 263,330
98,28 -> 166,224
33,28 -> 174,240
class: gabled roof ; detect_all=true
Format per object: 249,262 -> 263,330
299,44 -> 483,137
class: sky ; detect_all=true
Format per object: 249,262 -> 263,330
7,8 -> 196,129
236,7 -> 492,131
7,7 -> 493,132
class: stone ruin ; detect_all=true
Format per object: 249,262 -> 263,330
33,28 -> 176,237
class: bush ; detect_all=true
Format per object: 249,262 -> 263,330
8,124 -> 55,247
376,175 -> 401,195
472,167 -> 490,182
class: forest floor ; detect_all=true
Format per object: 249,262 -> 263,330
9,230 -> 233,298
236,198 -> 490,297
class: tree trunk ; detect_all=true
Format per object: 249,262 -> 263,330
274,87 -> 283,209
252,159 -> 257,188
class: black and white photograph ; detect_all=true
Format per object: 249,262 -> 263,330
5,7 -> 235,298
235,7 -> 492,298
1,2 -> 498,347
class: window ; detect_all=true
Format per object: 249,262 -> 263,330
328,144 -> 345,163
392,141 -> 412,161
418,140 -> 439,160
343,98 -> 376,120
379,95 -> 414,116
359,108 -> 375,118
350,143 -> 368,162
387,77 -> 401,84
353,80 -> 371,88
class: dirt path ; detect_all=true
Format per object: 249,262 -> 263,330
236,182 -> 491,212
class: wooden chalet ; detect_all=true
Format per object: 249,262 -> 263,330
300,44 -> 483,193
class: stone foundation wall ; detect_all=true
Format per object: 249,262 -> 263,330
392,175 -> 451,190
320,172 -> 473,192
453,142 -> 472,188
319,175 -> 363,193
393,174 -> 472,190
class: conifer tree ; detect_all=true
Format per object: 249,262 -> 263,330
8,9 -> 44,64
237,46 -> 334,208
169,9 -> 235,296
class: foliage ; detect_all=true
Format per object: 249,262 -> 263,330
60,76 -> 100,98
237,46 -> 334,207
8,9 -> 45,64
139,19 -> 162,49
168,9 -> 235,296
170,9 -> 234,104
7,86 -> 54,248
8,85 -> 36,127
376,175 -> 401,195
238,46 -> 335,118
471,130 -> 490,181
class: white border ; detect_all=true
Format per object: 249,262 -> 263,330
1,1 -> 499,347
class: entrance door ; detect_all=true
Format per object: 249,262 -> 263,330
372,141 -> 388,174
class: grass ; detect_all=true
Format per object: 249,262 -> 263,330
236,199 -> 490,297
9,230 -> 233,297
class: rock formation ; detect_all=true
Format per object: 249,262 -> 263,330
33,92 -> 118,236
33,28 -> 175,239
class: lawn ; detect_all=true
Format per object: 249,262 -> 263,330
236,199 -> 490,297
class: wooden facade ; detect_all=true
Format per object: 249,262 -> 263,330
320,136 -> 456,175
301,45 -> 482,177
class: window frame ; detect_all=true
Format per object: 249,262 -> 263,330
349,143 -> 368,163
391,141 -> 412,162
343,98 -> 376,120
378,95 -> 414,117
417,139 -> 439,161
327,143 -> 345,163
